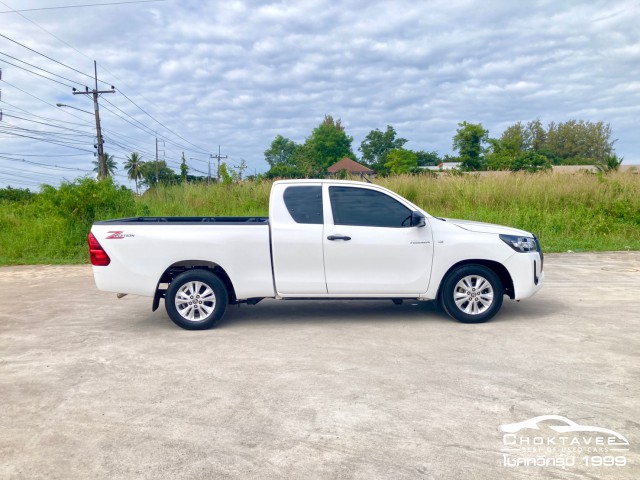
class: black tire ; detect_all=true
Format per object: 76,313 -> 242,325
439,264 -> 503,324
165,270 -> 228,330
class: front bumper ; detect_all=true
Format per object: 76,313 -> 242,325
503,251 -> 544,300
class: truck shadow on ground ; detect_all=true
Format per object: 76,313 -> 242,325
202,296 -> 564,329
141,296 -> 563,330
215,299 -> 446,328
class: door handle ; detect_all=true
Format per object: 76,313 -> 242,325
327,235 -> 351,241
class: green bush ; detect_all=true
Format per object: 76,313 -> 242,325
37,177 -> 136,229
0,186 -> 35,203
0,178 -> 138,265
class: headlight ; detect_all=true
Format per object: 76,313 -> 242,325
499,234 -> 538,253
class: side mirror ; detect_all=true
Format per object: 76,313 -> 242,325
411,211 -> 426,227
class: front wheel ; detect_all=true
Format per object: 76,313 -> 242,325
165,270 -> 228,330
440,265 -> 503,324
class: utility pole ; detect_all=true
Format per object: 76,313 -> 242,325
154,136 -> 165,185
72,61 -> 115,180
210,145 -> 227,184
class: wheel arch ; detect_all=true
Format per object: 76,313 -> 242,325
152,260 -> 237,311
437,259 -> 515,300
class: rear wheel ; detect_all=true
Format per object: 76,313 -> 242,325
440,265 -> 503,324
165,270 -> 228,330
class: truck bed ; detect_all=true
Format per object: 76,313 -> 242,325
95,216 -> 269,224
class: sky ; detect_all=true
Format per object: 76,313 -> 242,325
0,0 -> 639,189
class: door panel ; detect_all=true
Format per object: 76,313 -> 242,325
323,186 -> 433,295
271,184 -> 327,295
323,225 -> 433,294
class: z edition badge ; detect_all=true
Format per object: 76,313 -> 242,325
500,415 -> 630,469
105,231 -> 135,240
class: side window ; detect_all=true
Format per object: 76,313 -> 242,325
329,186 -> 411,228
283,186 -> 323,224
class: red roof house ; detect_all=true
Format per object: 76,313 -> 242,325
327,158 -> 375,177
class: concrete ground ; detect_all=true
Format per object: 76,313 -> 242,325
0,252 -> 638,480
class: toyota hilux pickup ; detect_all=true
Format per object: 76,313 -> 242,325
89,179 -> 544,329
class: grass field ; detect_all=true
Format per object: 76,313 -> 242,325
0,171 -> 638,265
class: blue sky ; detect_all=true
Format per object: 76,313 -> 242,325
1,0 -> 639,189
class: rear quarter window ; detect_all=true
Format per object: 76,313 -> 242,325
283,186 -> 323,224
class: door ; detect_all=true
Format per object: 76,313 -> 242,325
323,185 -> 433,295
271,184 -> 327,295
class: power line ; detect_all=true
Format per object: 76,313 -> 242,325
0,79 -> 95,125
0,100 -> 93,127
0,174 -> 44,187
0,152 -> 88,157
0,166 -> 72,182
100,97 -> 157,137
2,5 -> 213,168
99,97 -> 206,156
3,113 -> 95,134
0,32 -> 111,87
0,122 -> 94,140
0,56 -> 77,88
2,4 -> 212,159
0,1 -> 165,14
117,89 -> 210,155
0,51 -> 88,88
0,127 -> 95,152
102,128 -> 155,154
0,160 -> 91,173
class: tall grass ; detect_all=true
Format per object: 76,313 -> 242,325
380,172 -> 639,252
0,171 -> 638,265
141,180 -> 271,216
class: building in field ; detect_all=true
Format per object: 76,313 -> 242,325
327,158 -> 375,179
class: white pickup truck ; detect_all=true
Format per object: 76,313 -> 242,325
89,179 -> 543,329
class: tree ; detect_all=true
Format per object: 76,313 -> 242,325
235,159 -> 247,180
485,125 -> 525,171
218,162 -> 237,186
522,119 -> 547,152
359,125 -> 407,174
304,115 -> 355,173
510,152 -> 552,173
595,154 -> 624,173
486,119 -> 556,170
547,120 -> 615,164
140,160 -> 176,187
123,152 -> 144,194
264,138 -> 305,179
180,153 -> 189,184
264,135 -> 298,168
414,150 -> 441,167
452,122 -> 488,171
92,153 -> 117,178
384,149 -> 418,175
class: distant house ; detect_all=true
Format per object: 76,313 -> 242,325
439,162 -> 462,171
420,162 -> 463,172
327,158 -> 375,179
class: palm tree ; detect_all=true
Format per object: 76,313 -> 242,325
595,154 -> 623,173
123,152 -> 144,194
92,153 -> 118,178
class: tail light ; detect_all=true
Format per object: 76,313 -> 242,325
88,232 -> 111,266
